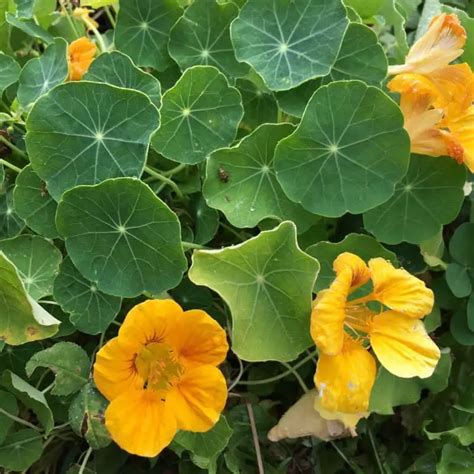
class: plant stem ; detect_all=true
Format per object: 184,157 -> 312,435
162,163 -> 186,176
227,355 -> 245,392
0,159 -> 21,174
42,382 -> 55,394
0,137 -> 27,160
330,441 -> 359,472
104,6 -> 116,27
368,427 -> 385,474
0,408 -> 41,432
246,403 -> 265,474
182,241 -> 207,250
280,361 -> 309,393
238,350 -> 317,386
59,0 -> 81,38
88,23 -> 108,53
144,165 -> 184,199
79,447 -> 93,474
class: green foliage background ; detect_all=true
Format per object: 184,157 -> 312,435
0,0 -> 473,472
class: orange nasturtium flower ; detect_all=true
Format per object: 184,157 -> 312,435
387,13 -> 474,171
310,253 -> 440,416
93,299 -> 229,457
68,37 -> 96,81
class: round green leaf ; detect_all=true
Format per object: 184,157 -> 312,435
0,429 -> 42,471
306,233 -> 397,291
69,383 -> 111,449
114,0 -> 182,71
0,253 -> 60,345
17,37 -> 68,108
0,390 -> 18,444
189,221 -> 320,361
0,235 -> 62,300
56,177 -> 187,298
204,123 -> 315,230
322,23 -> 387,85
0,186 -> 24,239
25,81 -> 159,200
152,66 -> 243,164
364,155 -> 466,244
230,0 -> 349,91
169,0 -> 248,78
437,444 -> 474,474
0,52 -> 20,95
54,257 -> 122,335
26,342 -> 89,396
84,51 -> 161,108
13,164 -> 58,239
274,80 -> 410,217
275,79 -> 319,118
6,13 -> 53,44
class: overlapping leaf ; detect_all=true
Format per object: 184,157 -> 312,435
56,178 -> 187,298
274,80 -> 410,217
230,0 -> 349,90
26,81 -> 159,200
152,66 -> 243,164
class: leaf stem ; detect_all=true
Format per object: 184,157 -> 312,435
79,447 -> 93,474
0,137 -> 27,160
182,241 -> 207,250
144,165 -> 184,199
0,407 -> 41,432
59,0 -> 81,39
368,427 -> 385,474
330,441 -> 359,472
246,403 -> 265,474
162,163 -> 187,177
104,6 -> 116,27
280,361 -> 309,392
0,159 -> 22,174
41,382 -> 55,394
237,350 -> 316,386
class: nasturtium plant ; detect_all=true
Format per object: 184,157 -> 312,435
0,0 -> 473,472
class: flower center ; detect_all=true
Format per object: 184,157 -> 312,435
135,342 -> 183,392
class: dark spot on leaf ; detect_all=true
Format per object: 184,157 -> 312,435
27,326 -> 38,336
81,415 -> 89,436
218,167 -> 229,183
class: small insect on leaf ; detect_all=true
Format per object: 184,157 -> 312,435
218,167 -> 230,183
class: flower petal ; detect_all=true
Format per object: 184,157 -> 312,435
445,106 -> 474,171
369,258 -> 434,318
105,388 -> 177,457
118,299 -> 182,350
68,37 -> 96,81
333,252 -> 370,288
388,13 -> 466,75
314,337 -> 376,413
166,364 -> 227,432
370,311 -> 441,379
166,309 -> 229,366
93,337 -> 143,401
311,253 -> 369,355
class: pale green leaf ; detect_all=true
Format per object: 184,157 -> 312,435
0,235 -> 62,299
189,221 -> 319,361
0,52 -> 20,95
0,252 -> 60,345
0,429 -> 42,471
6,12 -> 53,44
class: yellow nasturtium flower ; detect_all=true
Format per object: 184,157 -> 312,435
311,253 -> 440,416
93,299 -> 229,457
388,13 -> 466,76
68,37 -> 96,81
387,13 -> 474,171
